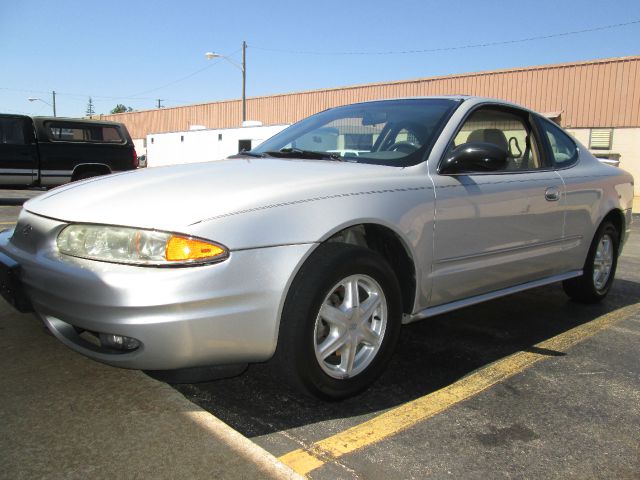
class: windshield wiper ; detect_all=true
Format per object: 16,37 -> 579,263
263,148 -> 343,161
228,150 -> 268,159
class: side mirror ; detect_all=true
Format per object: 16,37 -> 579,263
440,141 -> 508,174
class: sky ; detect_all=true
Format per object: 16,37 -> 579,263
1,0 -> 639,118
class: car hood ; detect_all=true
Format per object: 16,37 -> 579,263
25,158 -> 404,231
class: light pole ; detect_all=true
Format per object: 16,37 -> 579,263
205,41 -> 246,123
28,90 -> 57,117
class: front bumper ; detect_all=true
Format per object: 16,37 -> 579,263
0,211 -> 314,370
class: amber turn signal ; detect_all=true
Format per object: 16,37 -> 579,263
165,236 -> 226,262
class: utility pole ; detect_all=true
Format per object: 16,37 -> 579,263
241,40 -> 246,123
27,92 -> 57,116
157,99 -> 164,109
204,40 -> 247,124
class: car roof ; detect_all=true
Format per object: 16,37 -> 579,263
345,95 -> 532,112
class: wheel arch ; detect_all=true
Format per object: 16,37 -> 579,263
270,220 -> 419,364
71,163 -> 112,181
317,221 -> 418,315
600,208 -> 625,253
271,238 -> 407,398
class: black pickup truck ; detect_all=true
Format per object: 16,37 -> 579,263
0,114 -> 138,188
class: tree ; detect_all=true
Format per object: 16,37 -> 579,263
110,104 -> 134,114
85,97 -> 95,117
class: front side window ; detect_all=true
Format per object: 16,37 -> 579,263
538,117 -> 578,168
447,108 -> 543,171
46,123 -> 124,144
252,99 -> 461,166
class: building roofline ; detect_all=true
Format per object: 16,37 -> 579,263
103,55 -> 640,118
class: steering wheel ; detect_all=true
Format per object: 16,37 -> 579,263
387,141 -> 419,154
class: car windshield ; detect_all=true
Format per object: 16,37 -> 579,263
251,98 -> 461,167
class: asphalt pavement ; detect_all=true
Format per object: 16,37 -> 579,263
175,219 -> 640,479
1,190 -> 638,479
0,190 -> 302,480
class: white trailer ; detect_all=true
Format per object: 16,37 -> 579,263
146,123 -> 289,168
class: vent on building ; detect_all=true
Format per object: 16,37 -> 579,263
589,129 -> 613,150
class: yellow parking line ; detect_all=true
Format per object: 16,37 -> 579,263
279,303 -> 640,476
0,222 -> 16,225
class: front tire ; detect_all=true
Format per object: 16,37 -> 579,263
563,220 -> 619,303
273,243 -> 402,400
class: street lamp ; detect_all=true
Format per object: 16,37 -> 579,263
205,41 -> 246,123
28,90 -> 57,117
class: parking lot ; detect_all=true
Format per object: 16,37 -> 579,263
1,192 -> 639,479
175,221 -> 640,479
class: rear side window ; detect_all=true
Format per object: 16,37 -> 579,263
538,118 -> 578,168
0,117 -> 28,145
45,122 -> 125,144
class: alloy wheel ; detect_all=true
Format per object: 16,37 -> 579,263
313,274 -> 388,379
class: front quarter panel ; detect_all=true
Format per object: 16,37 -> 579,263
187,171 -> 435,311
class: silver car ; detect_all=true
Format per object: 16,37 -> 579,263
0,97 -> 634,399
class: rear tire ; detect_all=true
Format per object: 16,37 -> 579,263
563,220 -> 619,303
273,243 -> 402,400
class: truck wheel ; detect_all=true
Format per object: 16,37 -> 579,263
563,220 -> 619,303
273,243 -> 402,400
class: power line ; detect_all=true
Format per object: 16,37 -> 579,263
4,20 -> 638,111
0,48 -> 244,104
0,87 -> 52,95
127,62 -> 219,98
0,87 -> 143,101
126,48 -> 242,98
251,19 -> 640,56
0,86 -> 196,105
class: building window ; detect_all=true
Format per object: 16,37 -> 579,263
238,139 -> 252,152
180,135 -> 184,142
589,129 -> 613,150
218,134 -> 222,141
151,137 -> 154,144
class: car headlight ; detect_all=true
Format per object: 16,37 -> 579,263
56,224 -> 228,266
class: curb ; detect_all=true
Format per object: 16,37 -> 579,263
143,374 -> 305,480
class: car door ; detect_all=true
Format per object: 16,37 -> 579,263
428,105 -> 567,307
0,116 -> 38,186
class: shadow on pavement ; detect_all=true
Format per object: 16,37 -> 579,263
174,277 -> 640,437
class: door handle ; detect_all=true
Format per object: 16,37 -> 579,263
545,187 -> 560,202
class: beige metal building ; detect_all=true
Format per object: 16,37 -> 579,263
100,56 -> 640,194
